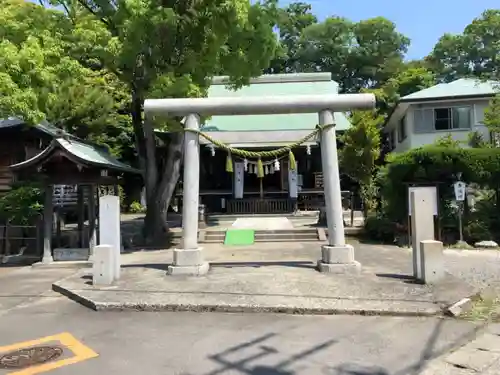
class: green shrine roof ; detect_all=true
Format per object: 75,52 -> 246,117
201,73 -> 352,132
0,117 -> 61,136
400,78 -> 497,102
1,117 -> 139,173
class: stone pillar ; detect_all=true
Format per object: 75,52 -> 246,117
419,240 -> 445,284
42,185 -> 54,263
317,110 -> 360,274
93,244 -> 114,285
168,113 -> 209,276
87,184 -> 97,261
99,195 -> 121,280
410,189 -> 435,279
77,185 -> 85,248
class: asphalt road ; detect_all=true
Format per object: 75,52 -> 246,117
0,267 -> 482,375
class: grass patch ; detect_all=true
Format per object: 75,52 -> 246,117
448,241 -> 474,250
462,297 -> 500,322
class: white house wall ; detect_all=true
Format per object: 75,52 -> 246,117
391,98 -> 492,152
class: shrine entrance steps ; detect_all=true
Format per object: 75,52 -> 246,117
202,228 -> 320,244
195,213 -> 362,244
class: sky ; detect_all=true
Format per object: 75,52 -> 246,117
281,0 -> 499,60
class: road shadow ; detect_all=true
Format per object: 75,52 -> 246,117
178,315 -> 480,375
202,332 -> 337,375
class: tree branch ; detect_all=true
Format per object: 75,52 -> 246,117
76,0 -> 118,35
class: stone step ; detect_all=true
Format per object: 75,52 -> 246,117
255,234 -> 319,242
200,229 -> 320,243
254,229 -> 317,235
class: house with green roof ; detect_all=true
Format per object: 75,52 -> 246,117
384,78 -> 497,153
172,72 -> 354,214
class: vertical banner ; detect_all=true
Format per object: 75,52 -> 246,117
288,161 -> 298,199
234,162 -> 244,199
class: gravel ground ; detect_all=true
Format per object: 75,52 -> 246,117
444,249 -> 500,292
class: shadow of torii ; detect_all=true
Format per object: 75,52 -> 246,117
204,333 -> 336,375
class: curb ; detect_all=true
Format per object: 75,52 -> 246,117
52,283 -> 441,317
445,287 -> 498,317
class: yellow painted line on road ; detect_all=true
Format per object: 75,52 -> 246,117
0,332 -> 99,374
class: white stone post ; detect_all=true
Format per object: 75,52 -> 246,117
99,195 -> 121,280
410,189 -> 435,279
42,185 -> 54,263
92,244 -> 114,285
419,240 -> 445,284
168,113 -> 209,276
317,110 -> 360,274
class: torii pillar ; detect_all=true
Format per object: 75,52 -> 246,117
144,93 -> 376,276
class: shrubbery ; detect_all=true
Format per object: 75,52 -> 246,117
366,145 -> 500,244
0,182 -> 44,225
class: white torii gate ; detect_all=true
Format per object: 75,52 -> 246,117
144,93 -> 376,276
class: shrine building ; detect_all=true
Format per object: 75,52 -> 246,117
159,73 -> 355,215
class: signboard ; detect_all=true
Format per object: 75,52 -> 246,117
408,186 -> 438,216
314,172 -> 323,188
453,181 -> 466,201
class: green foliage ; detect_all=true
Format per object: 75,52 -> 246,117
468,131 -> 490,148
484,94 -> 500,147
0,183 -> 44,225
340,110 -> 382,216
129,201 -> 146,214
427,9 -> 500,82
0,0 -> 133,160
296,16 -> 410,92
433,134 -> 462,148
363,215 -> 397,243
379,146 -> 500,222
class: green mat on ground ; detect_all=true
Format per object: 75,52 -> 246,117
224,229 -> 255,246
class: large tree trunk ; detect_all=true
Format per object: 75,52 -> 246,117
130,89 -> 184,246
143,132 -> 184,245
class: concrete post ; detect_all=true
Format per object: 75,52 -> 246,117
410,189 -> 435,279
87,184 -> 97,261
42,185 -> 54,263
92,244 -> 114,285
419,240 -> 445,284
317,110 -> 360,274
99,195 -> 121,280
168,113 -> 209,276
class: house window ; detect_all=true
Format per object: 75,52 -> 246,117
398,116 -> 406,142
388,129 -> 396,150
433,107 -> 471,131
434,108 -> 451,130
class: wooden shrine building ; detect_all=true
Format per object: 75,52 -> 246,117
9,133 -> 139,263
158,73 -> 355,215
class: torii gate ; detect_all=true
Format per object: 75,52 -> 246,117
144,91 -> 376,276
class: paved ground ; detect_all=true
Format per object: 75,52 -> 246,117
421,324 -> 500,374
0,272 -> 483,375
53,242 -> 483,315
2,244 -> 500,374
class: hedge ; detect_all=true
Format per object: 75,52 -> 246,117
378,146 -> 500,224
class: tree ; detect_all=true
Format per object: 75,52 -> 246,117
373,65 -> 436,116
52,0 -> 279,244
265,1 -> 317,74
295,16 -> 410,92
0,0 -> 127,154
427,9 -> 500,83
483,94 -> 500,146
340,110 -> 383,216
